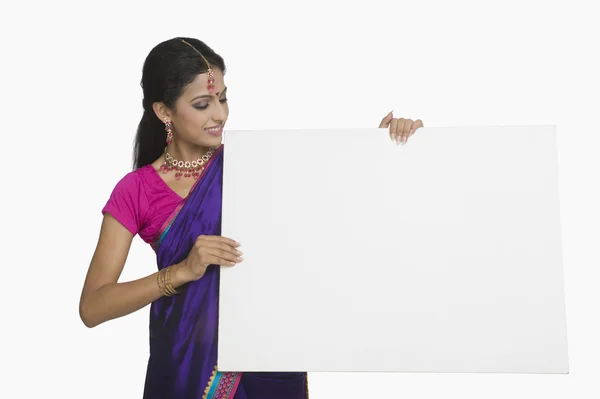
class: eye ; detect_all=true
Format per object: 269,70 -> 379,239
194,98 -> 227,110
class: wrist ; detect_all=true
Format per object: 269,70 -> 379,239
171,260 -> 195,287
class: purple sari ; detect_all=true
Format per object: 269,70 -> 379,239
143,146 -> 308,399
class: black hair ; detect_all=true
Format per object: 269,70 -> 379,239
133,37 -> 226,169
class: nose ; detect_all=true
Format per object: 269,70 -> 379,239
212,99 -> 228,124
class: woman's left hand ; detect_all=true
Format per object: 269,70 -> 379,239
379,111 -> 424,145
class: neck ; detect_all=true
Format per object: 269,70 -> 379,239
165,142 -> 212,161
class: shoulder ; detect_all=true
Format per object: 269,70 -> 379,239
102,166 -> 156,234
110,165 -> 155,193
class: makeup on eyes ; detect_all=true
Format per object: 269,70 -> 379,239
194,98 -> 228,110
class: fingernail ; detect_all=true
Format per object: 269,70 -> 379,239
236,250 -> 243,255
395,136 -> 402,146
238,257 -> 244,262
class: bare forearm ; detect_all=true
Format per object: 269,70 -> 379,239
80,262 -> 192,328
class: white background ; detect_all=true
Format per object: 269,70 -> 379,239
1,0 -> 598,398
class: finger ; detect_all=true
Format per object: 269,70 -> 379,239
389,118 -> 399,142
409,119 -> 424,136
206,249 -> 243,265
393,118 -> 406,144
399,119 -> 413,144
205,254 -> 237,267
203,240 -> 243,256
197,235 -> 240,247
379,111 -> 394,128
409,124 -> 415,136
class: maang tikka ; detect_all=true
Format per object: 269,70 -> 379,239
180,39 -> 215,93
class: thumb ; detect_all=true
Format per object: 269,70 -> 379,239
378,111 -> 394,128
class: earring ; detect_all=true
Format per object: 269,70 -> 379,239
165,119 -> 173,145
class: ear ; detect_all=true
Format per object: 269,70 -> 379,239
152,102 -> 173,123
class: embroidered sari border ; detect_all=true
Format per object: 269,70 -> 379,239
202,367 -> 241,399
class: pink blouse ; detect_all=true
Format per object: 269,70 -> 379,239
101,165 -> 183,244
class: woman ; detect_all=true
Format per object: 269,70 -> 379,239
79,37 -> 423,399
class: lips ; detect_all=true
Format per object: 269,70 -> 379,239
205,126 -> 223,136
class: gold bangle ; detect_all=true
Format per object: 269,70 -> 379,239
157,268 -> 169,296
161,268 -> 172,296
165,265 -> 180,295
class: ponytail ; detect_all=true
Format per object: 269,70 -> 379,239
133,108 -> 165,170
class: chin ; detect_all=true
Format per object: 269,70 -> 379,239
198,133 -> 223,148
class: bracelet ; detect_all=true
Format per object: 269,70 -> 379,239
157,268 -> 167,296
157,266 -> 180,297
165,265 -> 180,295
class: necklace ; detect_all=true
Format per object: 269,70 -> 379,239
160,147 -> 218,180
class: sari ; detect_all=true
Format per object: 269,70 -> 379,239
143,146 -> 308,399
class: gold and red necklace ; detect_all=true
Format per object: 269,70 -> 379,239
160,147 -> 218,180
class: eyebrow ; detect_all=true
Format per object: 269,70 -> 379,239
190,87 -> 227,102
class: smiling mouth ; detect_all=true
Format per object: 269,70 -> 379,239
205,126 -> 223,135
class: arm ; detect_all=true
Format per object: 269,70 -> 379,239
78,213 -> 194,328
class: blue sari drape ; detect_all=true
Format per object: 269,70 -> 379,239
143,146 -> 307,399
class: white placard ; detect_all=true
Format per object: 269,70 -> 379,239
219,126 -> 568,374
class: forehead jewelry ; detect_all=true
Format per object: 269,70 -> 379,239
180,39 -> 215,94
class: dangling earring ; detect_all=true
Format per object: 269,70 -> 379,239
165,119 -> 173,145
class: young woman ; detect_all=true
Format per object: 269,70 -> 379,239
79,37 -> 424,399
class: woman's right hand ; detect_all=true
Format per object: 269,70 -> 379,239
179,235 -> 243,281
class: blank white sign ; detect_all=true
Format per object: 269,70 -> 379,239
218,126 -> 568,374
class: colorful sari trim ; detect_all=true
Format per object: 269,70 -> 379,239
202,366 -> 242,399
